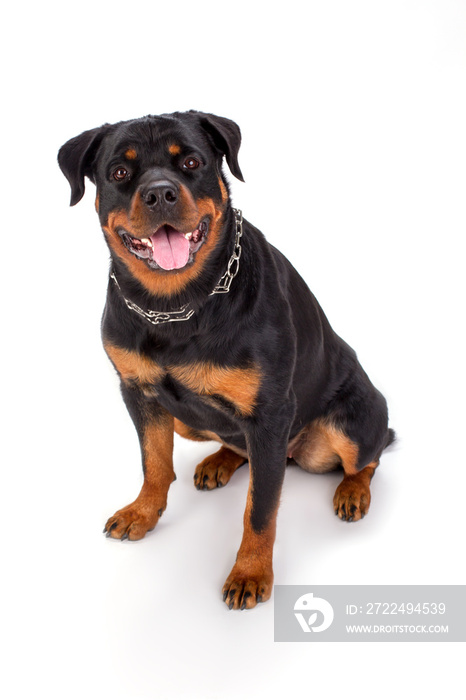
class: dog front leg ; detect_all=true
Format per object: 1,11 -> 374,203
222,422 -> 289,610
104,386 -> 175,541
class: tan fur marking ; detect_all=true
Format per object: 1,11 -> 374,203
103,348 -> 259,417
104,342 -> 164,385
218,178 -> 228,202
290,419 -> 359,475
143,416 -> 175,492
169,362 -> 262,416
125,148 -> 137,160
174,419 -> 212,442
95,193 -> 99,213
168,143 -> 181,155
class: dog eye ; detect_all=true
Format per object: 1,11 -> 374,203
183,157 -> 200,170
113,167 -> 129,181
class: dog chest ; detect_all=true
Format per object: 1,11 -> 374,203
103,342 -> 261,417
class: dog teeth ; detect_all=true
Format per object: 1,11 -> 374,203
184,227 -> 206,242
141,237 -> 153,247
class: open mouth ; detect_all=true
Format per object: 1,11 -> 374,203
117,219 -> 209,271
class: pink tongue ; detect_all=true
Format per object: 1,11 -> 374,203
150,226 -> 190,271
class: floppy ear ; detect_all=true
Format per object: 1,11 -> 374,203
195,112 -> 244,182
58,125 -> 109,206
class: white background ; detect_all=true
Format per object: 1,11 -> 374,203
2,1 -> 465,698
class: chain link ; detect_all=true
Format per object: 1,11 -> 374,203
111,208 -> 243,325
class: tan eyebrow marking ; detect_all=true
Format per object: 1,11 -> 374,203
125,148 -> 137,160
168,143 -> 181,155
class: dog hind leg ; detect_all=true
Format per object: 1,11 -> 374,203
290,418 -> 379,521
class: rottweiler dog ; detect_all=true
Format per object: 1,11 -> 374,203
58,111 -> 394,610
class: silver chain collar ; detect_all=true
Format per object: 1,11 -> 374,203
110,208 -> 243,326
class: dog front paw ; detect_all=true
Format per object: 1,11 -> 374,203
104,502 -> 164,540
222,564 -> 273,610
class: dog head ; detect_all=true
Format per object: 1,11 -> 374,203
58,111 -> 244,297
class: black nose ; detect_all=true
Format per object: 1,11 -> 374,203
141,179 -> 179,210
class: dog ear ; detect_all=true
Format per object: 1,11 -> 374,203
58,125 -> 109,206
196,112 -> 244,182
